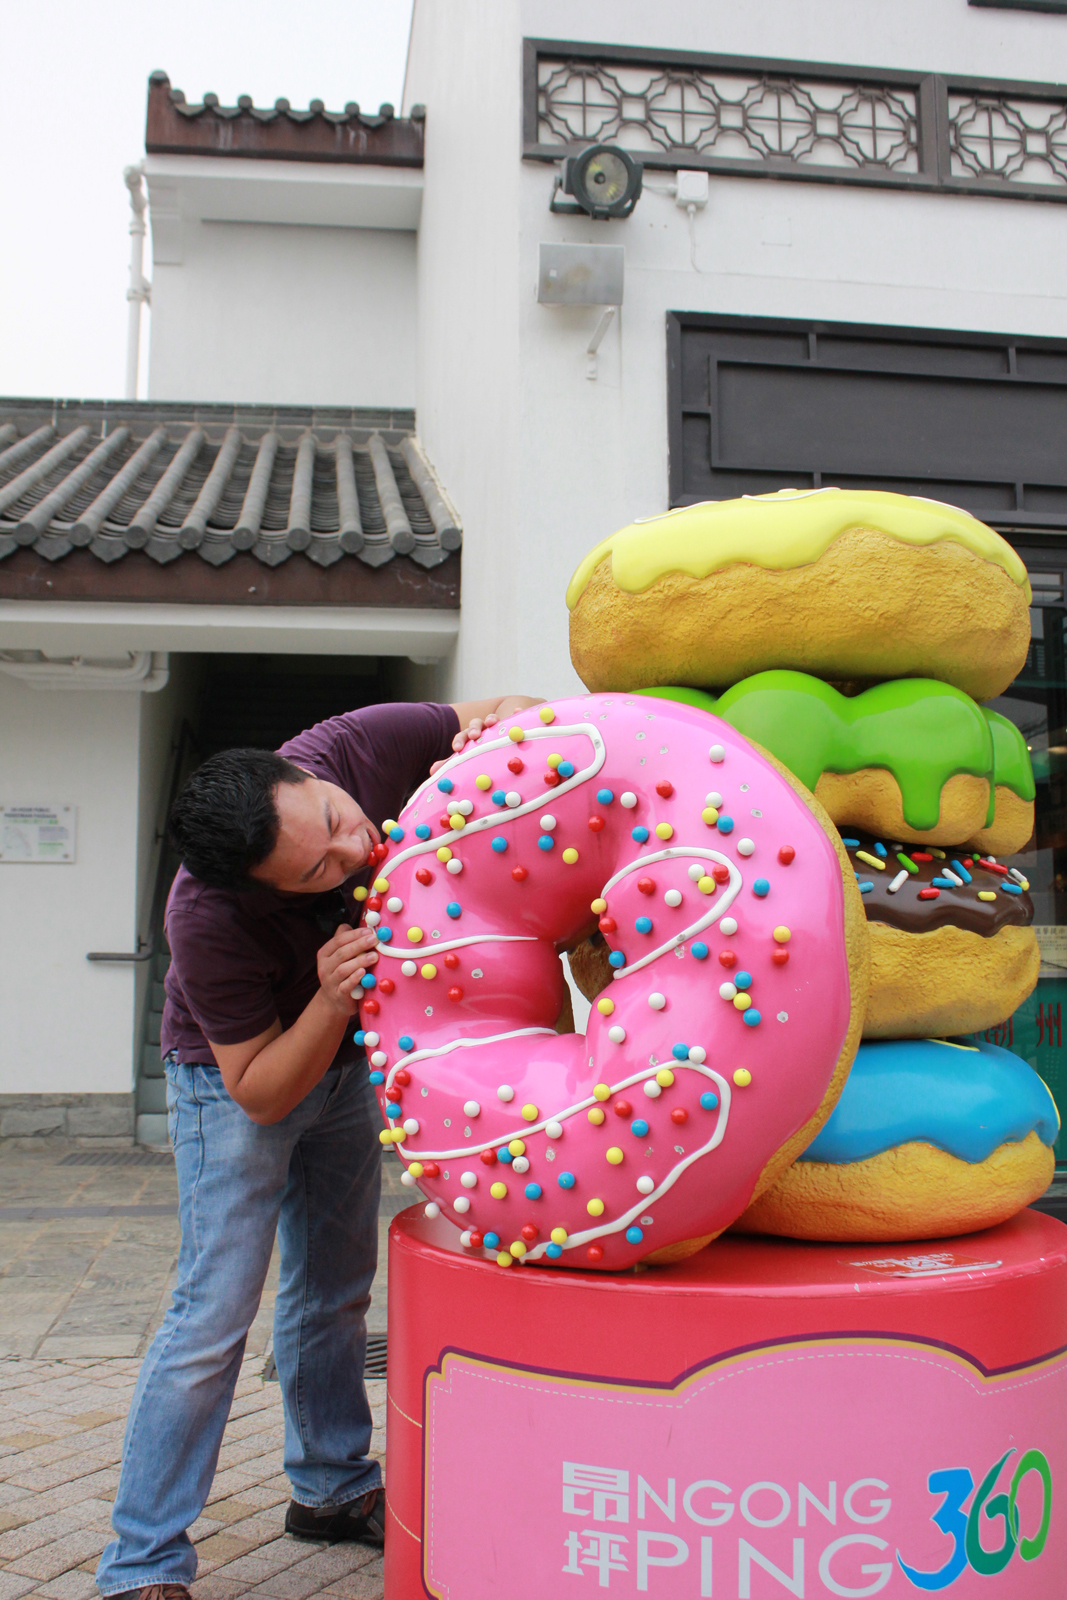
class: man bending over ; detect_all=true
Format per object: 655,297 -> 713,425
96,693 -> 538,1600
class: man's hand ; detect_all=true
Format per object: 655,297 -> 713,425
431,695 -> 543,774
317,924 -> 379,1013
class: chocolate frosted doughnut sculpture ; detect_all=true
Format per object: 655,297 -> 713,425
359,694 -> 867,1271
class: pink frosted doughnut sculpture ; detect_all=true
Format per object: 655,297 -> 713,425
361,694 -> 866,1271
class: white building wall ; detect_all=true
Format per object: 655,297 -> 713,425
148,220 -> 418,407
406,0 -> 1067,702
0,679 -> 142,1096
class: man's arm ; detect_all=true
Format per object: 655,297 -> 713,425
445,694 -> 543,759
210,923 -> 377,1124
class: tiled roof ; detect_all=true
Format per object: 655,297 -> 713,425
146,71 -> 424,165
0,401 -> 460,572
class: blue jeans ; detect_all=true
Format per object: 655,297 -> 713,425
96,1055 -> 382,1596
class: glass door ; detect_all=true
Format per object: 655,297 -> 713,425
981,555 -> 1067,1167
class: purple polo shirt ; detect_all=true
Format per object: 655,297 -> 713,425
161,701 -> 459,1068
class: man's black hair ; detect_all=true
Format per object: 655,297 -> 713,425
168,748 -> 309,890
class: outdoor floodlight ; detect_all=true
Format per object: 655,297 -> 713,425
551,144 -> 643,220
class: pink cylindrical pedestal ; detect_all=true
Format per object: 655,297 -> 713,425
384,1208 -> 1067,1599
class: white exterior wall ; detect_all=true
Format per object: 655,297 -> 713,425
146,157 -> 421,407
0,679 -> 142,1096
406,0 -> 1067,702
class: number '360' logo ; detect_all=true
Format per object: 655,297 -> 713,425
898,1447 -> 1051,1590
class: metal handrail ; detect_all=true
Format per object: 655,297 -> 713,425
87,948 -> 154,963
86,716 -> 199,968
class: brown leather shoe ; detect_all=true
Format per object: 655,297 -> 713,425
285,1487 -> 385,1546
107,1588 -> 191,1600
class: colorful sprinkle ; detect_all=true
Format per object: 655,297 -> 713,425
919,887 -> 940,900
950,860 -> 973,883
631,1119 -> 649,1137
558,1172 -> 576,1189
743,1009 -> 761,1027
778,846 -> 795,865
415,824 -> 431,840
978,890 -> 997,902
538,835 -> 554,851
856,850 -> 885,872
559,761 -> 575,778
753,878 -> 770,897
655,823 -> 674,841
888,870 -> 908,893
700,1091 -> 719,1110
733,1068 -> 753,1086
446,902 -> 462,918
597,997 -> 615,1015
1002,881 -> 1023,895
692,941 -> 709,959
717,816 -> 734,834
773,926 -> 791,943
873,841 -> 888,857
538,706 -> 556,723
562,848 -> 579,864
857,881 -> 874,894
635,916 -> 653,934
931,876 -> 956,889
702,806 -> 720,825
508,726 -> 525,742
437,778 -> 454,793
597,788 -> 614,804
632,826 -> 650,843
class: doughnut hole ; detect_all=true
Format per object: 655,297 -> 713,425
567,932 -> 614,1004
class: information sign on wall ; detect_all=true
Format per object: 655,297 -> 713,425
0,804 -> 77,863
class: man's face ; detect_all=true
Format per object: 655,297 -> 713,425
250,776 -> 379,894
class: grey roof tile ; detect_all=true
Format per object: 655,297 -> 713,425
0,401 -> 460,575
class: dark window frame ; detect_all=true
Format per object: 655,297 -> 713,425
665,311 -> 1067,536
970,1 -> 1067,13
524,37 -> 1067,202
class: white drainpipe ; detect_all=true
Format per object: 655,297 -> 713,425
123,164 -> 151,400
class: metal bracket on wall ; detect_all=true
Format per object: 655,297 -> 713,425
586,306 -> 617,381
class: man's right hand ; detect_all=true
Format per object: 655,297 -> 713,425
318,923 -> 379,1013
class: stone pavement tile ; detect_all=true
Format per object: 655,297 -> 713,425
0,1572 -> 37,1600
4,1527 -> 106,1581
6,1450 -> 118,1493
191,1531 -> 262,1567
190,1576 -> 246,1600
248,1558 -> 348,1600
215,1432 -> 284,1472
0,1487 -> 33,1513
317,1556 -> 384,1600
282,1545 -> 377,1585
211,1538 -> 313,1582
203,1467 -> 266,1501
0,1511 -> 82,1560
200,1494 -> 275,1524
218,1405 -> 279,1440
212,1511 -> 288,1548
33,1341 -> 142,1362
31,1571 -> 99,1600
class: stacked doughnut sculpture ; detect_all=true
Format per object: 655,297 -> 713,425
361,694 -> 866,1271
566,489 -> 1049,1244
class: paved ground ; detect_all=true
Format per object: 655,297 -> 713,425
0,1144 -> 406,1600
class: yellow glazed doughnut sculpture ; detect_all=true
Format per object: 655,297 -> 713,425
568,489 -> 1031,702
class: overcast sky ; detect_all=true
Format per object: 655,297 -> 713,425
0,0 -> 414,401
